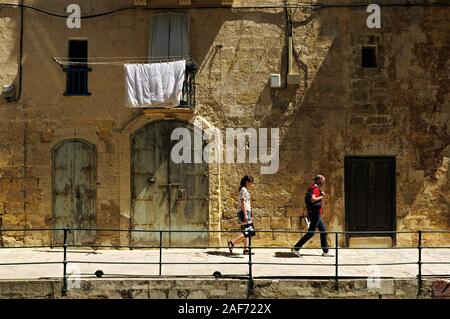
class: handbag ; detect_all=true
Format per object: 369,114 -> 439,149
241,223 -> 256,237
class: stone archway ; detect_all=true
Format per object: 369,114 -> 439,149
130,120 -> 209,247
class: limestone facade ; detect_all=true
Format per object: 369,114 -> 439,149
0,0 -> 448,248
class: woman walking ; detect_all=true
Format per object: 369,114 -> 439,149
228,175 -> 255,255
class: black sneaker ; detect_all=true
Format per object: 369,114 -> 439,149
227,241 -> 234,253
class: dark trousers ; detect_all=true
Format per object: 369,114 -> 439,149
294,213 -> 329,253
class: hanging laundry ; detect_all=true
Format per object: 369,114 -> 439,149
124,60 -> 186,108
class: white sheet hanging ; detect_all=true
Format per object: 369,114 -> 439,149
125,60 -> 186,108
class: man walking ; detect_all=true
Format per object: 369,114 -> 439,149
291,175 -> 331,257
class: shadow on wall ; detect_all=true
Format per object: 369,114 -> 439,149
253,7 -> 449,227
256,9 -> 347,215
189,8 -> 286,122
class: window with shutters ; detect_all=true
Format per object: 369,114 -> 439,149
64,39 -> 91,96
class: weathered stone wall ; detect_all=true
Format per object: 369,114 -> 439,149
0,278 -> 445,299
0,1 -> 448,248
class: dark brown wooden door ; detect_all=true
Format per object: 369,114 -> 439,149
131,121 -> 209,247
345,157 -> 396,242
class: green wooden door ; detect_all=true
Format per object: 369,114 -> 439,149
131,121 -> 209,247
53,140 -> 96,245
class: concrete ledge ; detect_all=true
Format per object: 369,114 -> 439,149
142,108 -> 195,122
0,278 -> 442,299
349,237 -> 393,248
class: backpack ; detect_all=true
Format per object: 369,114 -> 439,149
304,185 -> 322,213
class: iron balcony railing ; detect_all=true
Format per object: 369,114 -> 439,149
63,66 -> 92,96
178,63 -> 197,109
0,228 -> 449,297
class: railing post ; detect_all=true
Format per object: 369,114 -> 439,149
418,230 -> 422,294
159,231 -> 163,276
62,227 -> 68,296
335,232 -> 339,290
247,233 -> 253,298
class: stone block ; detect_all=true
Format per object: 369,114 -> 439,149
286,207 -> 304,217
149,290 -> 168,299
270,217 -> 291,230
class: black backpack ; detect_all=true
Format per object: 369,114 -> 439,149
304,185 -> 322,213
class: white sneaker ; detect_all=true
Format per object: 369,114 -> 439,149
322,252 -> 332,257
291,248 -> 302,257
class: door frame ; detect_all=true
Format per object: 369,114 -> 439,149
129,120 -> 210,247
344,155 -> 397,247
120,115 -> 221,248
51,138 -> 97,246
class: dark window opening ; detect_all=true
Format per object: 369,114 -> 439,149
362,46 -> 377,68
64,40 -> 91,96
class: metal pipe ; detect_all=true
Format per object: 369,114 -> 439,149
418,230 -> 422,294
335,232 -> 339,290
13,0 -> 24,102
159,231 -> 162,276
62,228 -> 68,295
247,234 -> 253,298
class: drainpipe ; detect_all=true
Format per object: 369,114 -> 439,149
19,0 -> 27,241
15,0 -> 24,102
284,2 -> 290,88
23,115 -> 28,242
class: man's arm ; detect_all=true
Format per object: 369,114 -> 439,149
311,188 -> 324,202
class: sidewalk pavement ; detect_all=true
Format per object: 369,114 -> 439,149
0,247 -> 449,280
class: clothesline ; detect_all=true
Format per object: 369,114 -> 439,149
52,55 -> 192,66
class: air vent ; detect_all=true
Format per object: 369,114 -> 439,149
134,0 -> 147,6
179,0 -> 191,5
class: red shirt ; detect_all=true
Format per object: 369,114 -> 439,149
308,183 -> 323,215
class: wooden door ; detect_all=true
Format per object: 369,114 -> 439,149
167,121 -> 209,247
131,122 -> 170,246
345,157 -> 396,244
131,121 -> 209,247
53,140 -> 96,245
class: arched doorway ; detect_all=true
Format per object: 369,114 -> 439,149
131,121 -> 209,247
52,139 -> 96,245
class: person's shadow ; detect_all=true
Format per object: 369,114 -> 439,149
205,251 -> 244,258
274,252 -> 325,258
274,252 -> 298,258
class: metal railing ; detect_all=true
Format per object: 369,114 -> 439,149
0,228 -> 449,297
179,63 -> 197,109
63,67 -> 92,96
